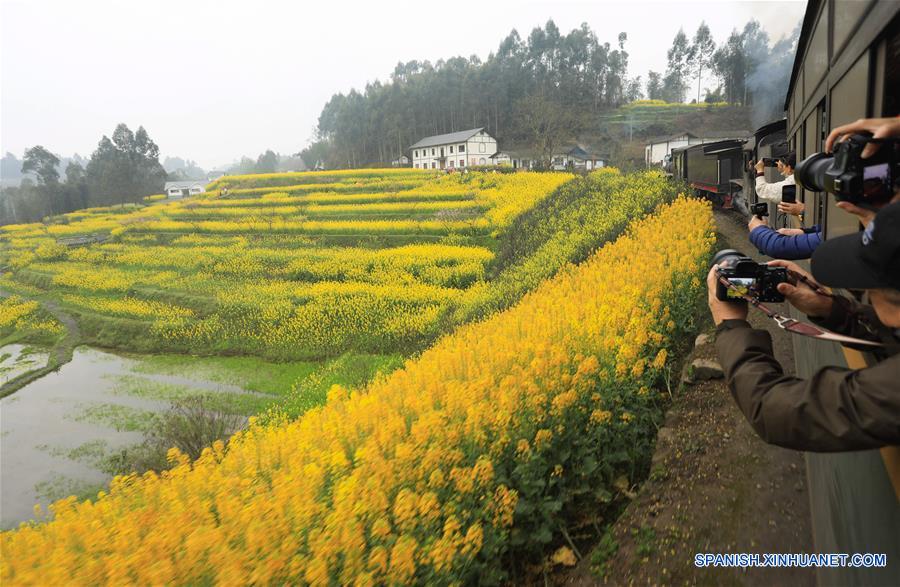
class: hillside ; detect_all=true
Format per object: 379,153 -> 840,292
585,100 -> 754,168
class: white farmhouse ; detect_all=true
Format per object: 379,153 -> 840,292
410,128 -> 498,170
164,180 -> 206,199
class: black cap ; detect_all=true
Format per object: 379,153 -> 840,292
812,201 -> 900,290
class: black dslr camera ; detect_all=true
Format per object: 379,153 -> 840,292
750,202 -> 768,218
795,134 -> 899,206
761,157 -> 778,167
712,249 -> 788,303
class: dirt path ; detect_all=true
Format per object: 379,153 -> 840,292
561,209 -> 815,586
0,291 -> 81,398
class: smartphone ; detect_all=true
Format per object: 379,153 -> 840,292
781,185 -> 796,203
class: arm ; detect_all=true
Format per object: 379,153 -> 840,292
755,176 -> 784,203
715,321 -> 900,452
749,226 -> 821,260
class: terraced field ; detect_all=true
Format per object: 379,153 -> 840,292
1,169 -> 572,362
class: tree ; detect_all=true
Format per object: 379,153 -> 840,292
663,28 -> 691,102
514,94 -> 581,167
63,162 -> 89,211
312,21 -> 633,166
712,29 -> 746,104
741,19 -> 770,106
22,146 -> 60,186
688,21 -> 716,104
256,150 -> 278,173
86,123 -> 167,206
646,71 -> 664,100
625,76 -> 644,102
1,153 -> 24,182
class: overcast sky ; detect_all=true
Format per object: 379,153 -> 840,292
1,0 -> 806,170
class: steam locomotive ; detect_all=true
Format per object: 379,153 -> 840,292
667,119 -> 788,218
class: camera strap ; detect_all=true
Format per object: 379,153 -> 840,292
716,271 -> 888,348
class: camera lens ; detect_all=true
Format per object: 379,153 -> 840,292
795,152 -> 833,192
711,249 -> 744,269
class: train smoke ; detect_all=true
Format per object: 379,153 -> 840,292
746,23 -> 801,128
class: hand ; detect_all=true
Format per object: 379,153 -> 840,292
835,201 -> 876,228
824,116 -> 900,158
766,260 -> 834,318
707,265 -> 749,326
748,215 -> 768,231
754,159 -> 765,173
777,201 -> 805,216
777,228 -> 805,236
836,192 -> 900,227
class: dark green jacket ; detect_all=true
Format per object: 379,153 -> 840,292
715,298 -> 900,452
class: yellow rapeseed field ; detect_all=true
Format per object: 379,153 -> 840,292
0,197 -> 714,584
0,170 -> 574,359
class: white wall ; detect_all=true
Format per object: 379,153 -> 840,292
411,130 -> 498,169
646,135 -> 692,166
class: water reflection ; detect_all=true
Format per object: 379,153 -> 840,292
0,346 -> 257,529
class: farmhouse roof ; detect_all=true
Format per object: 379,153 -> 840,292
646,131 -> 699,144
164,180 -> 206,190
646,130 -> 750,144
410,128 -> 486,149
702,129 -> 751,139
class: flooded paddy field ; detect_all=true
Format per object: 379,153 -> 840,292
0,345 -> 400,529
0,347 -> 283,528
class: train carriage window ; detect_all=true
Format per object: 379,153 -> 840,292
884,16 -> 900,116
833,0 -> 873,57
793,69 -> 804,122
804,3 -> 829,99
804,111 -> 821,228
826,55 -> 870,239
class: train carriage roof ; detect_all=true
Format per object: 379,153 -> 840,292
701,139 -> 744,156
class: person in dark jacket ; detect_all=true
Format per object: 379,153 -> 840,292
707,201 -> 900,452
747,214 -> 822,260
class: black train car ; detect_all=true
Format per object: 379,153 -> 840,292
671,140 -> 744,206
785,1 -> 900,584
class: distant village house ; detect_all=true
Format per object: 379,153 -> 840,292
391,155 -> 410,167
164,180 -> 206,199
494,144 -> 606,171
410,128 -> 498,170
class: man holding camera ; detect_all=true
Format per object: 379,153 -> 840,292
708,118 -> 900,451
709,203 -> 900,450
754,152 -> 798,207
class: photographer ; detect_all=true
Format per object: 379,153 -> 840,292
754,151 -> 796,204
708,201 -> 900,451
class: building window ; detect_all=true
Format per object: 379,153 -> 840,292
432,162 -> 436,169
479,143 -> 485,153
459,144 -> 465,152
414,163 -> 419,168
432,148 -> 435,156
449,145 -> 454,154
479,157 -> 486,165
449,160 -> 454,168
470,157 -> 476,165
459,159 -> 464,167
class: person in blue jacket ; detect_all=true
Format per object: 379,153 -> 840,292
748,214 -> 822,260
